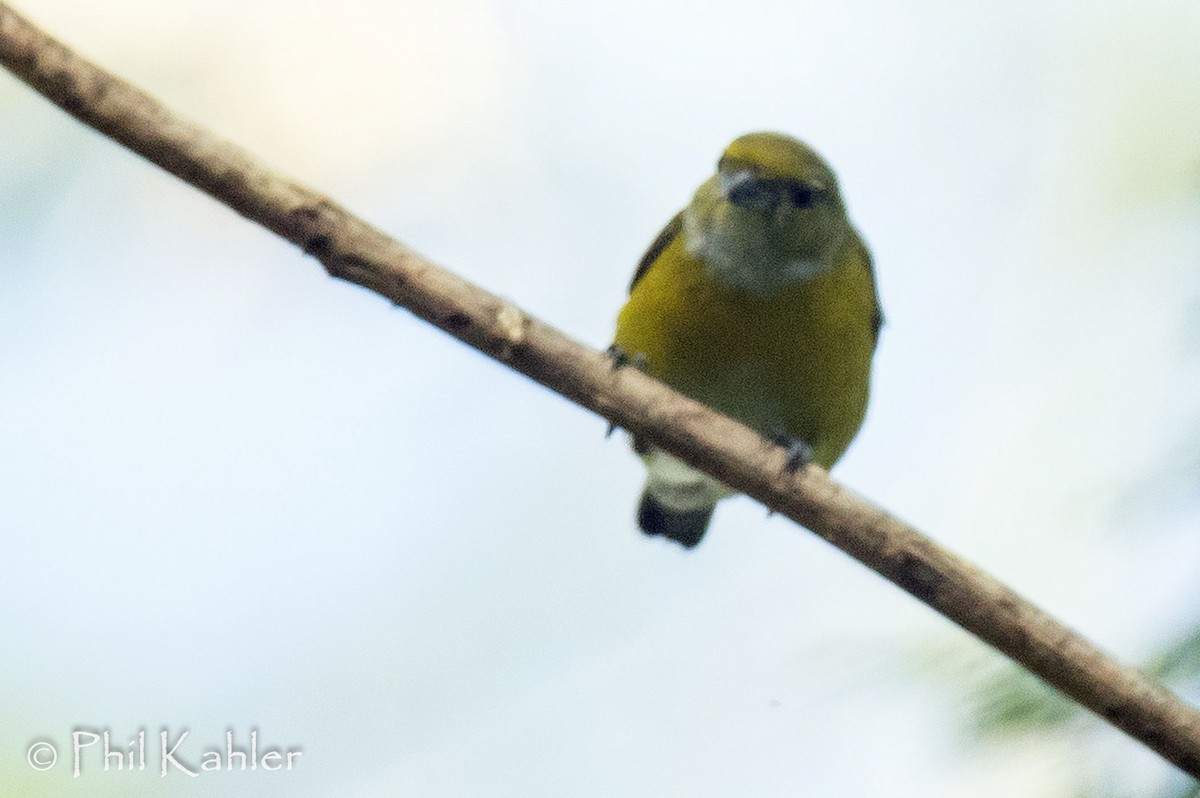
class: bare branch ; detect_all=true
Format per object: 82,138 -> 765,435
2,2 -> 1198,776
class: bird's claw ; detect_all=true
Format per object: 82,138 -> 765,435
606,344 -> 647,372
605,345 -> 648,438
773,434 -> 814,473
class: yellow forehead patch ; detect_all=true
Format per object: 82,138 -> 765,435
720,132 -> 835,186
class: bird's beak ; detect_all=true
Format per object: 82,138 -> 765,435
720,168 -> 778,211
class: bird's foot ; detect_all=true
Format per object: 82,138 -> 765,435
604,345 -> 648,437
772,434 -> 814,473
605,344 -> 648,372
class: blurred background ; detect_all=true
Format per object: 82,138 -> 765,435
1,0 -> 1198,795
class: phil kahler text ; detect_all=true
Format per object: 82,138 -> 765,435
71,728 -> 301,777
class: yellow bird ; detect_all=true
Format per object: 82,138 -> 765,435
612,132 -> 882,548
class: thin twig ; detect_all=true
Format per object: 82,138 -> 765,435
2,2 -> 1198,776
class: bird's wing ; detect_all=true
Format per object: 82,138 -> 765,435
628,211 -> 684,293
855,236 -> 885,346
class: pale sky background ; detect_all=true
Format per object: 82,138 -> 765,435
1,0 -> 1199,796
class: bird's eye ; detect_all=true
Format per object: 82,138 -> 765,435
788,183 -> 818,209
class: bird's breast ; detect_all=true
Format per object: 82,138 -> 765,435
614,235 -> 875,465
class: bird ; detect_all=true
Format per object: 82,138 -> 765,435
611,131 -> 882,548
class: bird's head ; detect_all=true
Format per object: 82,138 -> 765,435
684,132 -> 851,295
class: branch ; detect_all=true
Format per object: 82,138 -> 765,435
2,2 -> 1197,776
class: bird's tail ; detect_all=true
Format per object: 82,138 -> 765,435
637,491 -> 714,549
